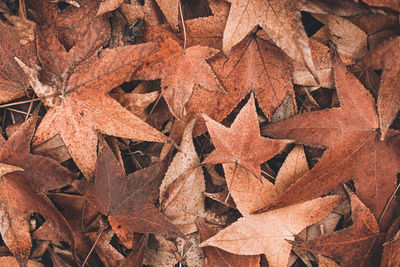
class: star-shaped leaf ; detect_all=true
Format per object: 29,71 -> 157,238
202,93 -> 291,180
135,37 -> 224,120
73,137 -> 182,238
16,24 -> 167,179
0,113 -> 76,193
200,195 -> 343,267
262,51 -> 400,229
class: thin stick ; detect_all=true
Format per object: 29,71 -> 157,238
0,93 -> 60,108
378,182 -> 400,225
178,0 -> 187,50
25,99 -> 33,120
81,226 -> 105,267
19,0 -> 27,19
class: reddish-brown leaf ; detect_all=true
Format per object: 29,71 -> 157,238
297,190 -> 380,267
0,114 -> 75,193
196,220 -> 260,267
203,94 -> 291,180
73,137 -> 182,238
262,52 -> 400,229
135,37 -> 223,120
381,217 -> 400,267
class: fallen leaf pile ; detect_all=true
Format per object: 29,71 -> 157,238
1,0 -> 400,266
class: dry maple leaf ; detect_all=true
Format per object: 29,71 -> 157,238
16,27 -> 167,178
135,37 -> 224,120
296,189 -> 380,266
0,19 -> 33,104
361,36 -> 400,140
73,137 -> 182,238
154,0 -> 179,28
0,166 -> 74,266
200,195 -> 343,267
262,51 -> 400,228
210,31 -> 296,117
0,114 -> 76,193
222,145 -> 308,215
160,118 -> 205,235
202,93 -> 291,180
222,0 -> 319,81
196,220 -> 260,266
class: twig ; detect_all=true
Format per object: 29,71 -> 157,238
178,0 -> 187,50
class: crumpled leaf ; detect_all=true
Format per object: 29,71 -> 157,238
96,0 -> 124,17
200,195 -> 343,267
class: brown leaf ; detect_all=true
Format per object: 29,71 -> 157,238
362,0 -> 400,11
210,33 -> 296,117
73,137 -> 182,238
17,28 -> 166,178
202,94 -> 291,180
262,52 -> 400,229
135,37 -> 223,120
200,195 -> 343,267
96,0 -> 124,17
361,36 -> 400,139
222,0 -> 318,81
197,220 -> 260,267
297,190 -> 380,266
160,118 -> 205,235
154,0 -> 179,28
0,256 -> 43,267
381,217 -> 400,267
0,172 -> 74,266
0,114 -> 76,193
222,145 -> 308,215
0,19 -> 33,104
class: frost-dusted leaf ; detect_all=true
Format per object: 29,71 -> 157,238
135,38 -> 223,120
96,0 -> 124,17
0,172 -> 74,266
298,190 -> 380,266
200,196 -> 343,267
110,87 -> 159,117
222,145 -> 307,215
18,25 -> 166,178
197,220 -> 260,267
0,256 -> 44,267
203,94 -> 291,180
211,33 -> 295,117
361,36 -> 400,140
73,137 -> 182,238
223,0 -> 318,80
160,119 -> 205,235
262,52 -> 400,229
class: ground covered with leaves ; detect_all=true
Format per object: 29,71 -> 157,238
1,0 -> 400,266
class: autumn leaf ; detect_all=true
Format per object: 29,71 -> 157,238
196,220 -> 260,267
296,189 -> 380,266
0,113 -> 75,193
16,25 -> 167,178
0,19 -> 33,104
135,37 -> 224,120
381,217 -> 400,267
361,36 -> 400,139
160,118 -> 205,235
262,52 -> 400,228
222,0 -> 319,81
73,137 -> 182,238
200,195 -> 343,267
0,169 -> 74,266
202,93 -> 291,180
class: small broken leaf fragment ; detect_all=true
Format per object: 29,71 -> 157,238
202,93 -> 291,180
200,195 -> 343,267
